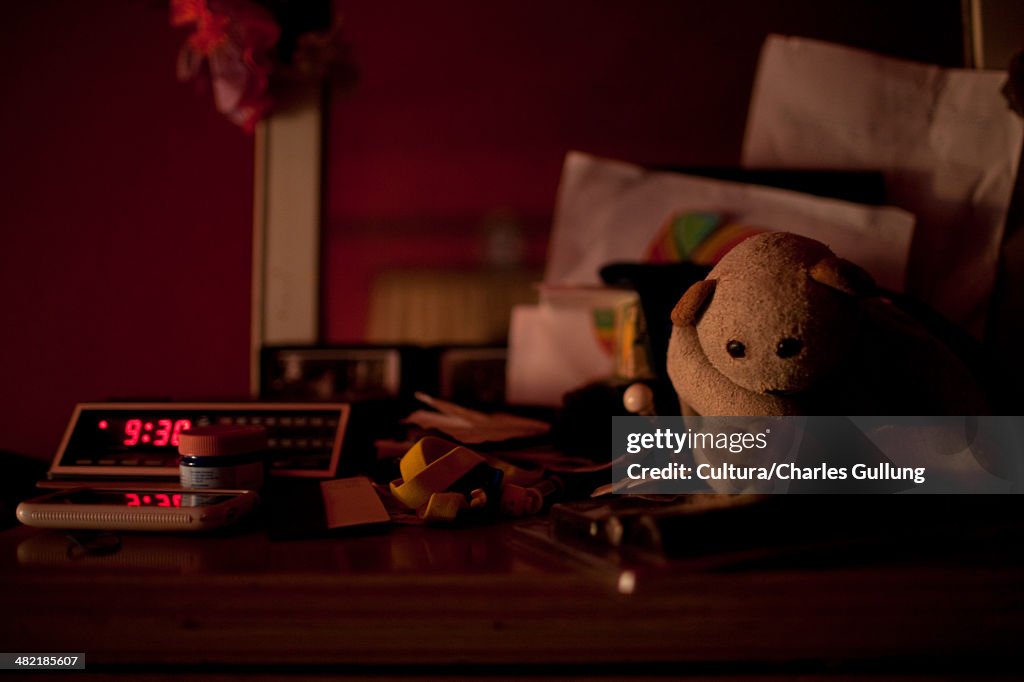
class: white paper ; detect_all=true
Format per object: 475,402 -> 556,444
743,35 -> 1024,334
403,392 -> 550,443
507,303 -> 618,406
545,151 -> 915,292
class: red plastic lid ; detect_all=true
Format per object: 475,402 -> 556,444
177,425 -> 268,457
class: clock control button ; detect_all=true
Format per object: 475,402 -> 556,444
294,417 -> 308,427
296,439 -> 310,449
75,459 -> 93,465
310,417 -> 324,427
264,417 -> 277,426
98,459 -> 116,466
236,417 -> 248,425
280,416 -> 294,426
279,438 -> 294,449
267,438 -> 279,448
249,416 -> 263,425
121,458 -> 139,466
143,459 -> 164,466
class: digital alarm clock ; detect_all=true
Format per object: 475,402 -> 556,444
47,402 -> 351,482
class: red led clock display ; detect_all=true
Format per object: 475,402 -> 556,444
120,419 -> 192,447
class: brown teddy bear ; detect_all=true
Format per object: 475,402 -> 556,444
666,232 -> 988,417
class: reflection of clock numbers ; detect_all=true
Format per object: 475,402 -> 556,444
124,492 -> 182,507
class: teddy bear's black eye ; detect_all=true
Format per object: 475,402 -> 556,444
726,340 -> 746,358
776,338 -> 802,358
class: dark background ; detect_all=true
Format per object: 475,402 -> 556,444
0,0 -> 964,461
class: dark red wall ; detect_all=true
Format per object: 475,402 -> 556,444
323,0 -> 964,341
0,0 -> 965,459
0,1 -> 254,461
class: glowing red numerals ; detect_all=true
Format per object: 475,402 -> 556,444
123,420 -> 142,446
125,492 -> 181,507
123,417 -> 191,447
153,420 -> 173,447
170,419 -> 192,446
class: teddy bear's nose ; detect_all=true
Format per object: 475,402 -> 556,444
776,338 -> 803,358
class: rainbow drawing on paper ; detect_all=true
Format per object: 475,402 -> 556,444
645,211 -> 765,265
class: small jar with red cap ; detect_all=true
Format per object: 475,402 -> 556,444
177,425 -> 268,491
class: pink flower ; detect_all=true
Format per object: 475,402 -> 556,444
172,0 -> 280,132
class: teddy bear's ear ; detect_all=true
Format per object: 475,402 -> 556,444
671,279 -> 716,326
808,257 -> 876,297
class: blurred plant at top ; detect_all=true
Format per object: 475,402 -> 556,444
172,0 -> 354,132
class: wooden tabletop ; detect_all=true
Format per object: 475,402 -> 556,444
1,498 -> 1022,678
